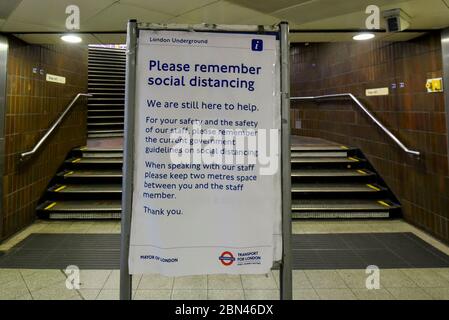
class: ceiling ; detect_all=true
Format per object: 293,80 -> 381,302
0,0 -> 448,43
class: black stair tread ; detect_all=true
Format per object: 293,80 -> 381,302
73,147 -> 123,152
88,98 -> 124,101
291,145 -> 354,151
87,129 -> 124,133
48,184 -> 122,193
89,110 -> 124,113
291,183 -> 385,193
88,132 -> 124,138
291,199 -> 399,211
88,116 -> 124,119
82,152 -> 123,158
292,211 -> 390,218
88,92 -> 124,95
65,157 -> 123,164
58,169 -> 122,178
291,151 -> 347,157
291,156 -> 363,163
37,200 -> 121,212
88,103 -> 124,106
88,122 -> 125,126
291,168 -> 375,177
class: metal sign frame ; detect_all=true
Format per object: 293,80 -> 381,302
120,19 -> 292,300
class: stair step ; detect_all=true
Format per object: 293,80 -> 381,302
88,92 -> 125,96
88,132 -> 124,138
48,184 -> 121,194
292,183 -> 385,193
89,110 -> 124,114
38,200 -> 121,211
88,122 -> 124,126
291,145 -> 352,151
88,103 -> 124,106
88,97 -> 124,101
88,79 -> 124,85
292,199 -> 398,211
65,157 -> 123,164
88,61 -> 125,67
89,86 -> 125,89
88,116 -> 124,119
291,151 -> 347,158
88,75 -> 125,79
291,157 -> 363,164
73,147 -> 123,152
87,129 -> 123,134
58,170 -> 122,179
81,152 -> 123,158
291,169 -> 375,177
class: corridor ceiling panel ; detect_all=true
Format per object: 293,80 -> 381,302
0,0 -> 448,43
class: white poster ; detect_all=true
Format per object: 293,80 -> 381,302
129,30 -> 281,276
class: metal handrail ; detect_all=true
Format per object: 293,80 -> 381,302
291,93 -> 420,157
19,93 -> 92,162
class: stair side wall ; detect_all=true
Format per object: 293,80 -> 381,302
290,32 -> 448,244
0,36 -> 88,241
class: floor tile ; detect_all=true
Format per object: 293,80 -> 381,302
0,279 -> 30,299
305,270 -> 347,289
293,289 -> 320,300
138,274 -> 174,290
434,268 -> 449,282
103,270 -> 141,289
173,275 -> 207,290
0,269 -> 23,285
379,269 -> 417,288
293,270 -> 313,289
78,289 -> 101,300
207,274 -> 242,290
78,270 -> 112,289
172,289 -> 207,300
96,289 -> 119,300
315,288 -> 357,300
31,285 -> 81,300
422,287 -> 449,300
244,289 -> 279,300
241,273 -> 277,290
400,269 -> 449,288
337,269 -> 371,289
352,288 -> 395,300
134,289 -> 172,300
22,269 -> 67,291
272,270 -> 280,287
387,287 -> 433,300
208,289 -> 245,300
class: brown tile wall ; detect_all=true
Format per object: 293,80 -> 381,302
1,37 -> 88,241
290,32 -> 449,243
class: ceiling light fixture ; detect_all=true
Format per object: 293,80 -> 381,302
353,33 -> 375,41
61,34 -> 82,43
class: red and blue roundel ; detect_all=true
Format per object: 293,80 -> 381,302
219,251 -> 235,266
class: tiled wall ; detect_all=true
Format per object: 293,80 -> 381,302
1,37 -> 88,241
291,32 -> 448,243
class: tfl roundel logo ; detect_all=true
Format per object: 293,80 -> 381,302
219,251 -> 235,266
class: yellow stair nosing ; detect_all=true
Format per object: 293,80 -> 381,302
54,185 -> 67,192
377,200 -> 391,207
366,184 -> 381,191
44,202 -> 57,210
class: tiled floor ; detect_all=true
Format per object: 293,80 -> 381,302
1,219 -> 449,300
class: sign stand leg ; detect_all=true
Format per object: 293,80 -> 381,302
279,21 -> 293,301
120,19 -> 138,300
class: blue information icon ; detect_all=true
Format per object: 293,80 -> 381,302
251,39 -> 263,51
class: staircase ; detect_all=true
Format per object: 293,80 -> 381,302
36,46 -> 126,219
87,46 -> 125,138
37,147 -> 122,219
291,143 -> 401,218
